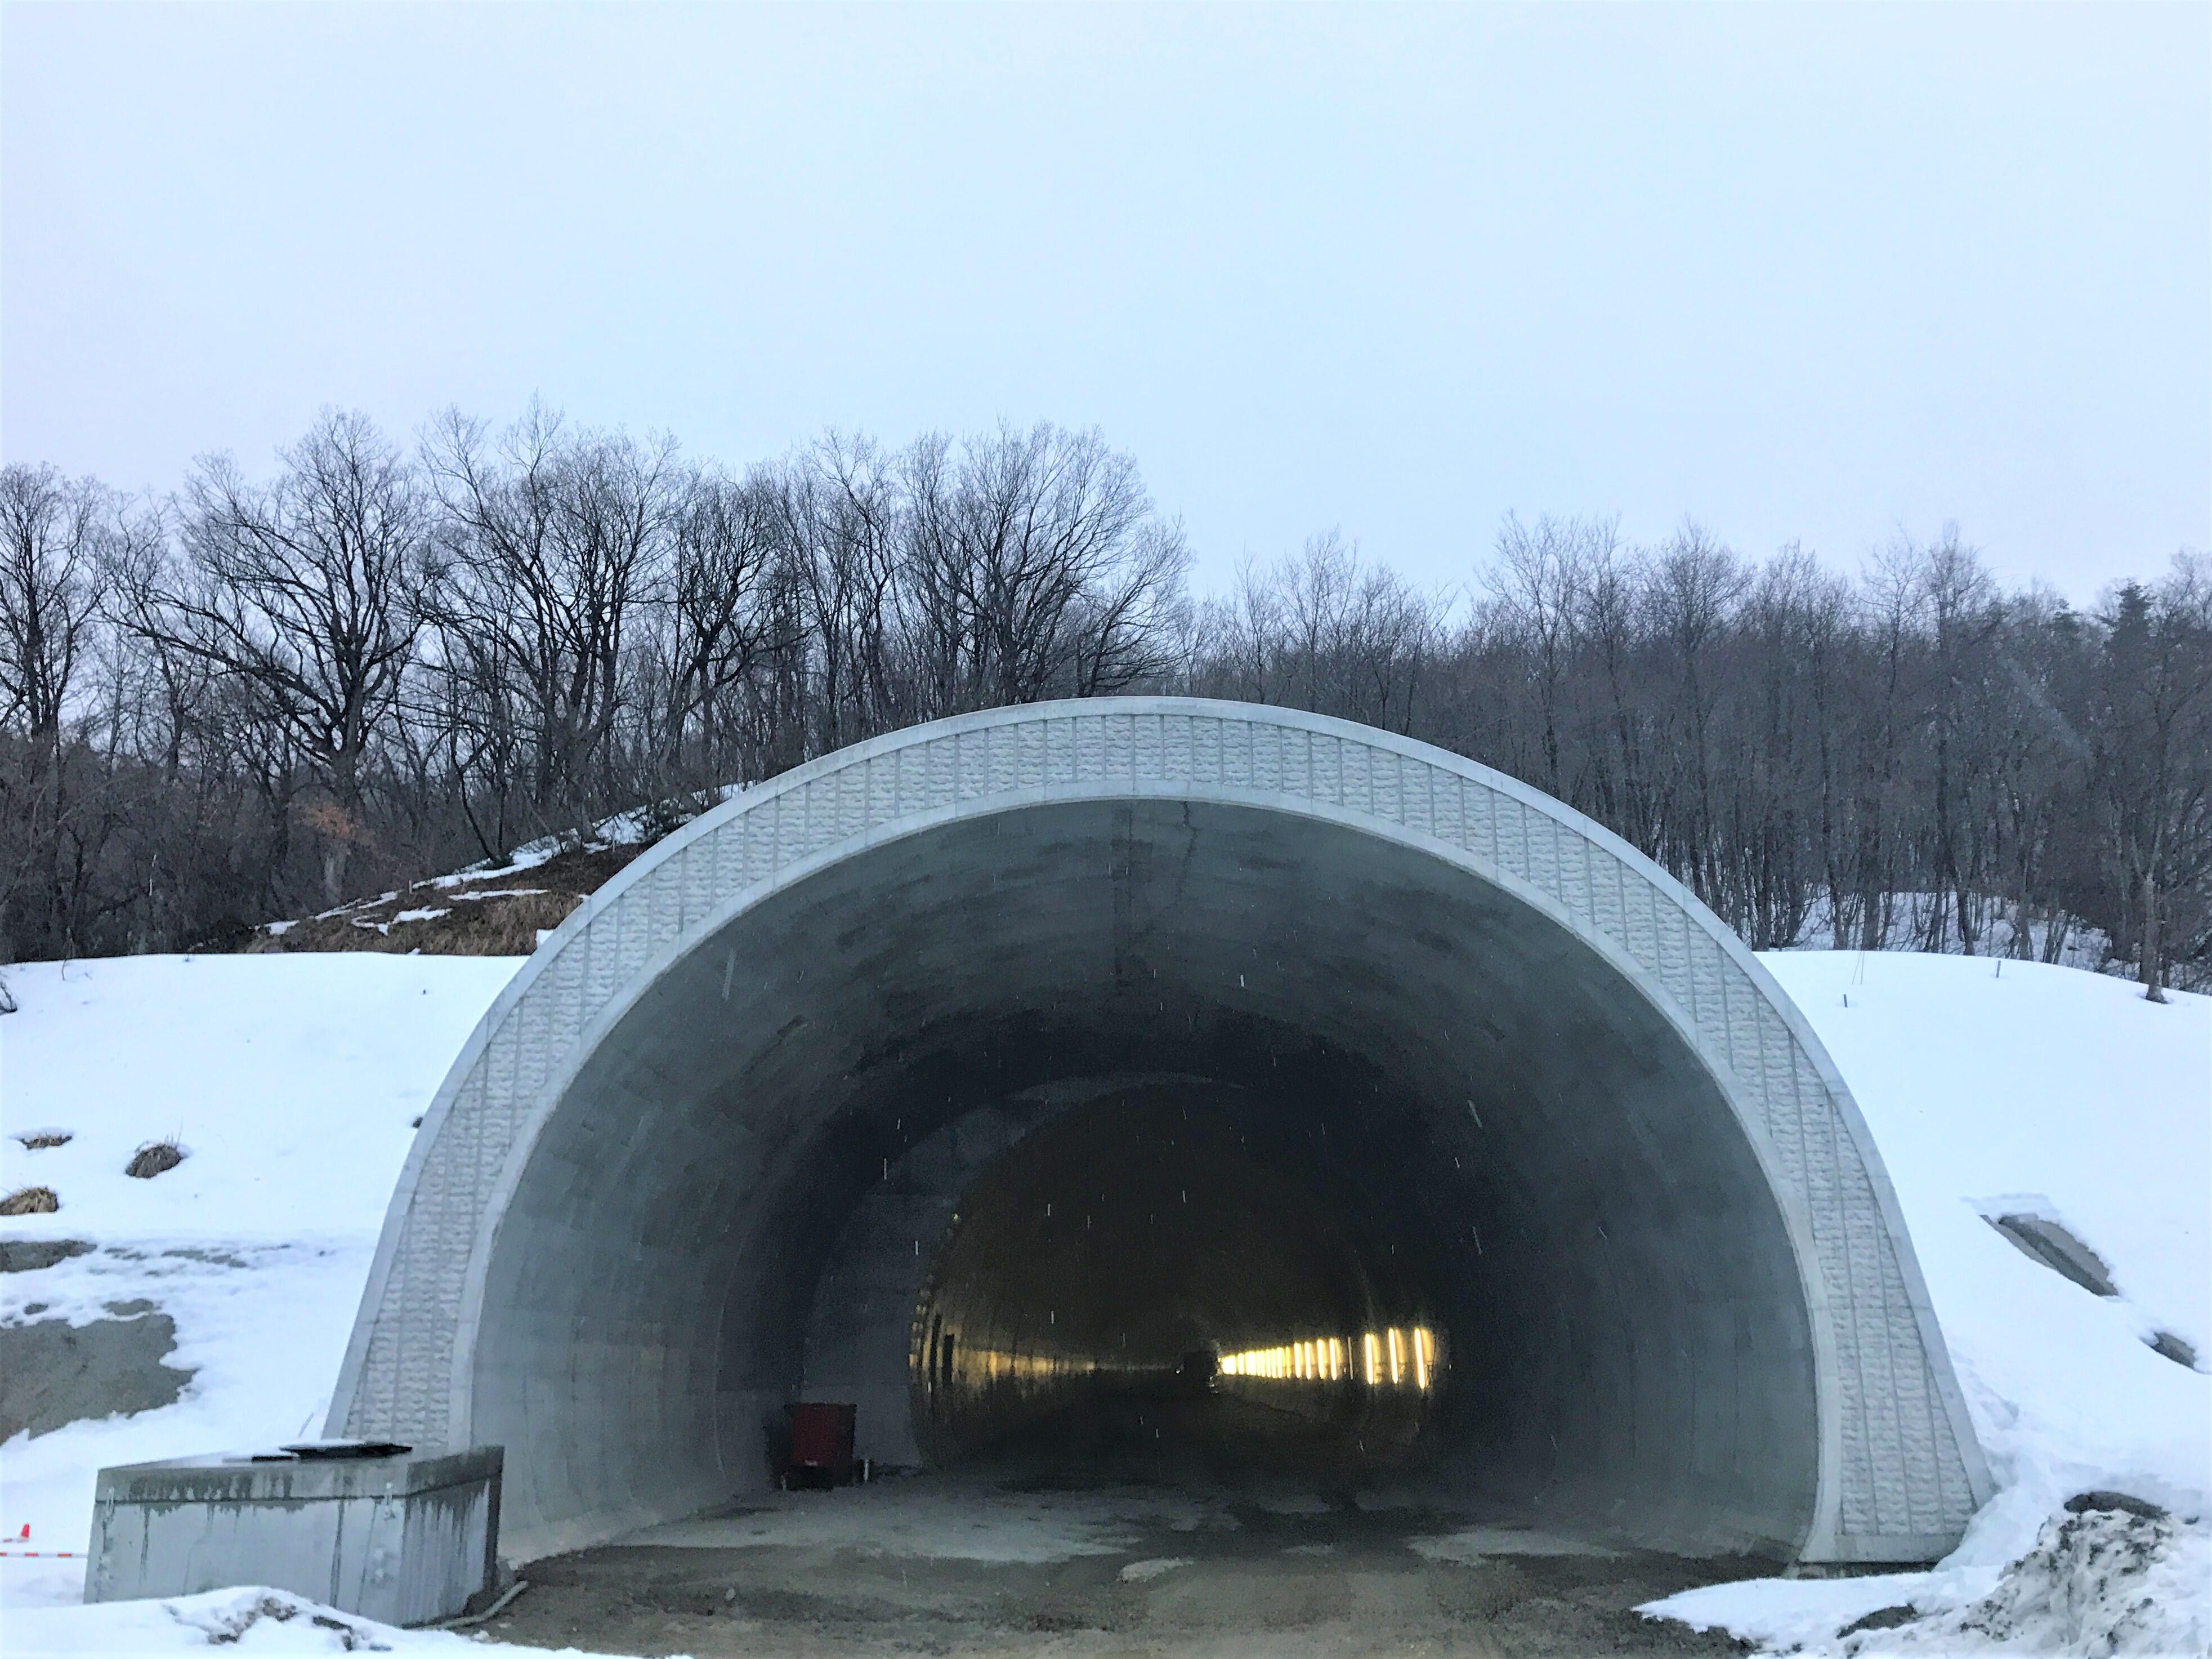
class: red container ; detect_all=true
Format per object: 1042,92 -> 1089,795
783,1402 -> 856,1487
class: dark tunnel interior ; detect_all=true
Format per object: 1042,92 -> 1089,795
910,1083 -> 1445,1483
473,796 -> 1824,1557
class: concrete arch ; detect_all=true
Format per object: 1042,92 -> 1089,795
330,698 -> 1989,1564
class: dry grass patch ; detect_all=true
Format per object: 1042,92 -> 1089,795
126,1141 -> 186,1179
14,1130 -> 72,1150
239,844 -> 645,957
0,1186 -> 60,1216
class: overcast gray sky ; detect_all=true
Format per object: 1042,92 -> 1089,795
4,2 -> 2205,600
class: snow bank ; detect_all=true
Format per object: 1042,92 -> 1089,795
1644,953 -> 2210,1656
1654,1503 -> 2210,1657
1,956 -> 521,1622
4,1584 -> 628,1657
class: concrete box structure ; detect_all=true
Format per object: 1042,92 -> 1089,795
86,1446 -> 501,1626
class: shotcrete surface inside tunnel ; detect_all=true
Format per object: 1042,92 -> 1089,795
467,793 -> 1823,1559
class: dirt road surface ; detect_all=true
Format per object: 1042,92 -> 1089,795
485,1477 -> 1763,1657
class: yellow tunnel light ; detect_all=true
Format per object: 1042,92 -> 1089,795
1217,1327 -> 1436,1390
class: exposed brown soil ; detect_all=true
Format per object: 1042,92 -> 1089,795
239,844 -> 650,958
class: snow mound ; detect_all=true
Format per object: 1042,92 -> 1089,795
1652,1507 -> 2210,1658
1643,952 -> 2210,1656
1907,1504 -> 2209,1658
2,1584 -> 627,1657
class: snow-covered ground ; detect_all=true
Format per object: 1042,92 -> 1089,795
1783,890 -> 2120,977
2,948 -> 2206,1656
2,1586 -> 631,1658
0,955 -> 520,1626
1646,953 -> 2210,1656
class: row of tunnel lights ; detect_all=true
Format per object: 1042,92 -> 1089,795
1218,1326 -> 1438,1390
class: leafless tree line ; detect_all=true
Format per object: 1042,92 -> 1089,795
4,409 -> 2207,996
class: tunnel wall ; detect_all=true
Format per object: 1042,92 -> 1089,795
329,698 -> 1991,1563
797,1084 -> 1092,1468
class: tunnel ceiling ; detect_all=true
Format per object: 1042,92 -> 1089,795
332,698 -> 1991,1566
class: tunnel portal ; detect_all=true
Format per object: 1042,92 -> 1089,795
331,699 -> 1990,1566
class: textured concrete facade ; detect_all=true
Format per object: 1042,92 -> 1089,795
329,698 -> 1990,1564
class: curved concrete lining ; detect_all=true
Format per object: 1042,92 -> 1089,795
330,698 -> 1990,1565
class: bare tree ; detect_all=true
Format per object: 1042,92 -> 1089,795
783,433 -> 905,749
113,413 -> 424,903
658,466 -> 789,785
3,403 -> 2205,996
0,466 -> 121,953
2089,556 -> 2212,1001
1192,556 -> 1290,706
1066,516 -> 1190,698
1483,513 -> 1588,798
422,404 -> 680,841
0,467 -> 108,752
903,423 -> 1177,713
1568,525 -> 1651,846
1642,521 -> 1751,908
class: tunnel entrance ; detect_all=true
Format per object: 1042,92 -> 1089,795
337,700 -> 1989,1565
759,793 -> 1821,1556
907,1085 -> 1442,1484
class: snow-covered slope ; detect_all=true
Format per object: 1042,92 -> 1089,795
1766,953 -> 2207,1511
2,950 -> 2206,1655
1647,953 -> 2210,1656
0,955 -> 520,1618
1,955 -> 520,1243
